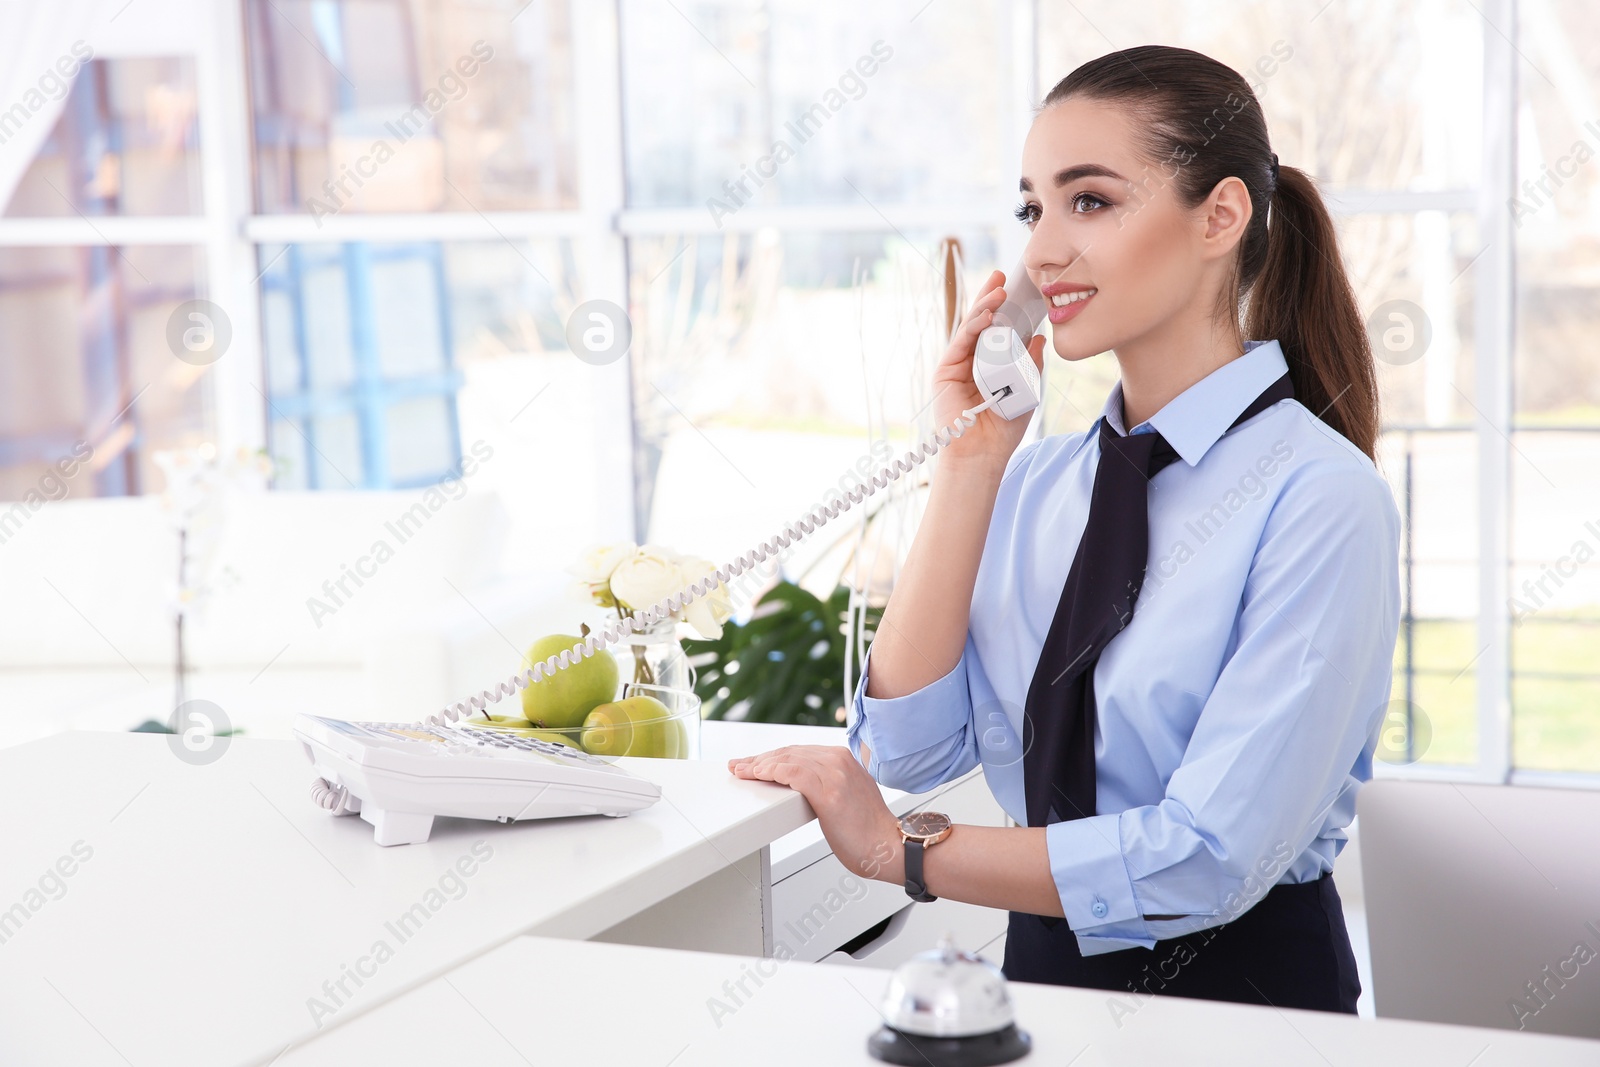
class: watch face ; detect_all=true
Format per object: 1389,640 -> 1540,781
901,811 -> 951,839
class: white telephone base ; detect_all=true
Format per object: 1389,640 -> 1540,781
294,715 -> 662,846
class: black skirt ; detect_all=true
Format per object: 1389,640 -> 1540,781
1001,871 -> 1361,1013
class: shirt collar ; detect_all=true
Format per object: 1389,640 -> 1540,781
1098,339 -> 1290,467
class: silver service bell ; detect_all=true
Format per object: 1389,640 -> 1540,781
867,932 -> 1032,1065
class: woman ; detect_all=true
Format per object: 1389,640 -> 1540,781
728,44 -> 1398,1014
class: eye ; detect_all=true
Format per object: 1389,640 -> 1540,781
1012,201 -> 1041,227
1072,191 -> 1110,213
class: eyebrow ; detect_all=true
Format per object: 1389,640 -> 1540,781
1019,163 -> 1130,193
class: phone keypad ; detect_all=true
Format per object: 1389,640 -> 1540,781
456,727 -> 610,765
353,720 -> 621,767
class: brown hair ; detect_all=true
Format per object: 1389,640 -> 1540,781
1042,45 -> 1380,459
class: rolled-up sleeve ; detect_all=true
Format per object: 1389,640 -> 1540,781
1044,459 -> 1401,955
845,632 -> 980,794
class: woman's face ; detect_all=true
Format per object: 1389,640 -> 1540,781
1015,96 -> 1249,362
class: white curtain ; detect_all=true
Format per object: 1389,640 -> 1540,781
0,1 -> 117,214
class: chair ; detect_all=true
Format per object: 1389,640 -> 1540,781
1358,778 -> 1600,1038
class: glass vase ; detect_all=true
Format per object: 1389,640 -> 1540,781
618,615 -> 695,693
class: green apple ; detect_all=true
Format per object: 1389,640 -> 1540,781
578,702 -> 634,757
667,715 -> 690,759
622,696 -> 680,759
581,695 -> 680,758
520,633 -> 619,730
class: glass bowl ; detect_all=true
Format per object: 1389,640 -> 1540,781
462,681 -> 701,761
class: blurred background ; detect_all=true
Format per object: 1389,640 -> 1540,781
0,0 -> 1594,787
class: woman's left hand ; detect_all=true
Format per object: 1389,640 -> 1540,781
728,745 -> 903,884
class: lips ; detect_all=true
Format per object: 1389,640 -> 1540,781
1041,283 -> 1096,324
1039,281 -> 1096,298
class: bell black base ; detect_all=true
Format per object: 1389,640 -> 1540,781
867,1022 -> 1032,1066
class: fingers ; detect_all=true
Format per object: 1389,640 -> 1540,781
968,269 -> 1004,317
964,279 -> 1008,332
937,282 -> 1010,373
727,745 -> 847,782
732,757 -> 822,796
728,744 -> 788,764
726,744 -> 799,775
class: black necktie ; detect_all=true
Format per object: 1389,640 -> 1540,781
1020,372 -> 1294,928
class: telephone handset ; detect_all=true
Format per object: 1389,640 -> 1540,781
973,259 -> 1048,420
298,262 -> 1044,842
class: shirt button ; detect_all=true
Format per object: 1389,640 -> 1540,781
1091,899 -> 1108,919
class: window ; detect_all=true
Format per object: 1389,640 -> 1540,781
1509,0 -> 1600,775
244,0 -> 576,215
619,1 -> 1003,209
616,0 -> 1013,615
0,55 -> 209,500
241,0 -> 588,493
259,241 -> 463,489
6,56 -> 204,218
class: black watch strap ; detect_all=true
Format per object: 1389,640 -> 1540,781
903,837 -> 937,902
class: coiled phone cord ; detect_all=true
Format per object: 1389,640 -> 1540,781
310,775 -> 358,814
309,390 -> 1006,811
426,390 -> 1007,724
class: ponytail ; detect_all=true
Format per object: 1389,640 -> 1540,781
1246,164 -> 1380,459
1044,45 -> 1381,460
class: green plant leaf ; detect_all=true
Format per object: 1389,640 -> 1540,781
683,580 -> 884,727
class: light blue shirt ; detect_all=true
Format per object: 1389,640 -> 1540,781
846,339 -> 1401,956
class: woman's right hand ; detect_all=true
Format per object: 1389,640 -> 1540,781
930,269 -> 1046,473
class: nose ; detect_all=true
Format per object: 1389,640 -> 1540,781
1022,224 -> 1087,289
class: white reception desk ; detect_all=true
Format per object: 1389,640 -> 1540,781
5,724 -> 1595,1066
277,935 -> 1600,1066
0,728 -> 820,1066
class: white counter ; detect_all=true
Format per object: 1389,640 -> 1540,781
0,730 -> 815,1067
276,935 -> 1600,1066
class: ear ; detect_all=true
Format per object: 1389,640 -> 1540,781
1198,175 -> 1253,261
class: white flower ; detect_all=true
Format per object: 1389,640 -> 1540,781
675,556 -> 734,640
565,541 -> 638,584
600,544 -> 733,639
639,542 -> 685,562
608,545 -> 686,614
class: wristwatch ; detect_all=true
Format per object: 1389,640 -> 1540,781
898,811 -> 953,902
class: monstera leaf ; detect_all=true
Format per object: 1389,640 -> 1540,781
683,580 -> 883,727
